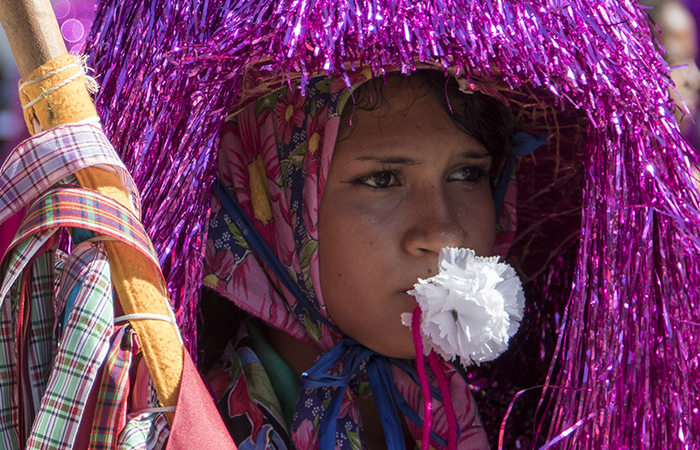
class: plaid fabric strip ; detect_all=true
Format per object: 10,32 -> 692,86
0,180 -> 77,309
55,235 -> 113,324
26,251 -> 57,416
14,186 -> 160,271
0,123 -> 139,225
0,228 -> 58,449
117,412 -> 170,450
26,242 -> 114,450
0,230 -> 57,316
53,248 -> 67,308
0,273 -> 21,450
89,324 -> 135,449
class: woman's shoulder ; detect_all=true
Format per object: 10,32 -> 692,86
200,288 -> 297,449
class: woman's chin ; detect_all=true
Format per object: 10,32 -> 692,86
359,328 -> 418,360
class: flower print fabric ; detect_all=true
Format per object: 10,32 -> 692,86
206,76 -> 343,348
203,71 -> 515,450
206,324 -> 292,450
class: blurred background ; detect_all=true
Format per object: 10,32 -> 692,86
0,0 -> 95,164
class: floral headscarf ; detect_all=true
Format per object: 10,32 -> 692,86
203,71 -> 519,449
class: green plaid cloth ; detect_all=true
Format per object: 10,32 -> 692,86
26,242 -> 113,448
0,125 -> 170,449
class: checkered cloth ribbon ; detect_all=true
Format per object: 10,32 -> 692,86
0,125 -> 169,450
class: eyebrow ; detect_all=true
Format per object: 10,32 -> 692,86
355,151 -> 490,165
355,156 -> 420,165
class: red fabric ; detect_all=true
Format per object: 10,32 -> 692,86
167,350 -> 237,450
0,207 -> 25,264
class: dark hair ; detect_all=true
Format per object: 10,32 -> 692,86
338,70 -> 515,184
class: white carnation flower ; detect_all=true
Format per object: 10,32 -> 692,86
401,247 -> 525,365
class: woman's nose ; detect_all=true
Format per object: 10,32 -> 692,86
402,184 -> 466,256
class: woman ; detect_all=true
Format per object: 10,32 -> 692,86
201,70 -> 515,449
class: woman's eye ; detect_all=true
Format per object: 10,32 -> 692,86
448,166 -> 486,183
357,171 -> 399,188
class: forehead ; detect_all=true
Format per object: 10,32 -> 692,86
334,78 -> 487,160
339,74 -> 464,124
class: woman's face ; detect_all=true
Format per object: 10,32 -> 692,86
318,79 -> 497,358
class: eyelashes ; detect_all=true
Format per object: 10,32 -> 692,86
446,166 -> 487,183
350,165 -> 488,189
353,170 -> 400,188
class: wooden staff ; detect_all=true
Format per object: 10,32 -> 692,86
0,1 -> 187,430
0,0 -> 67,79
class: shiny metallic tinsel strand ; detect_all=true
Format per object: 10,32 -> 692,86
84,0 -> 700,447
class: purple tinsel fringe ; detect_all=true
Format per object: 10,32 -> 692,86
84,0 -> 700,448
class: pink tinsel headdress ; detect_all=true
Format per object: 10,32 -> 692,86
84,0 -> 700,447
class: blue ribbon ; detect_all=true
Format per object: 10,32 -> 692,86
300,338 -> 449,450
493,130 -> 548,218
214,178 -> 339,333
